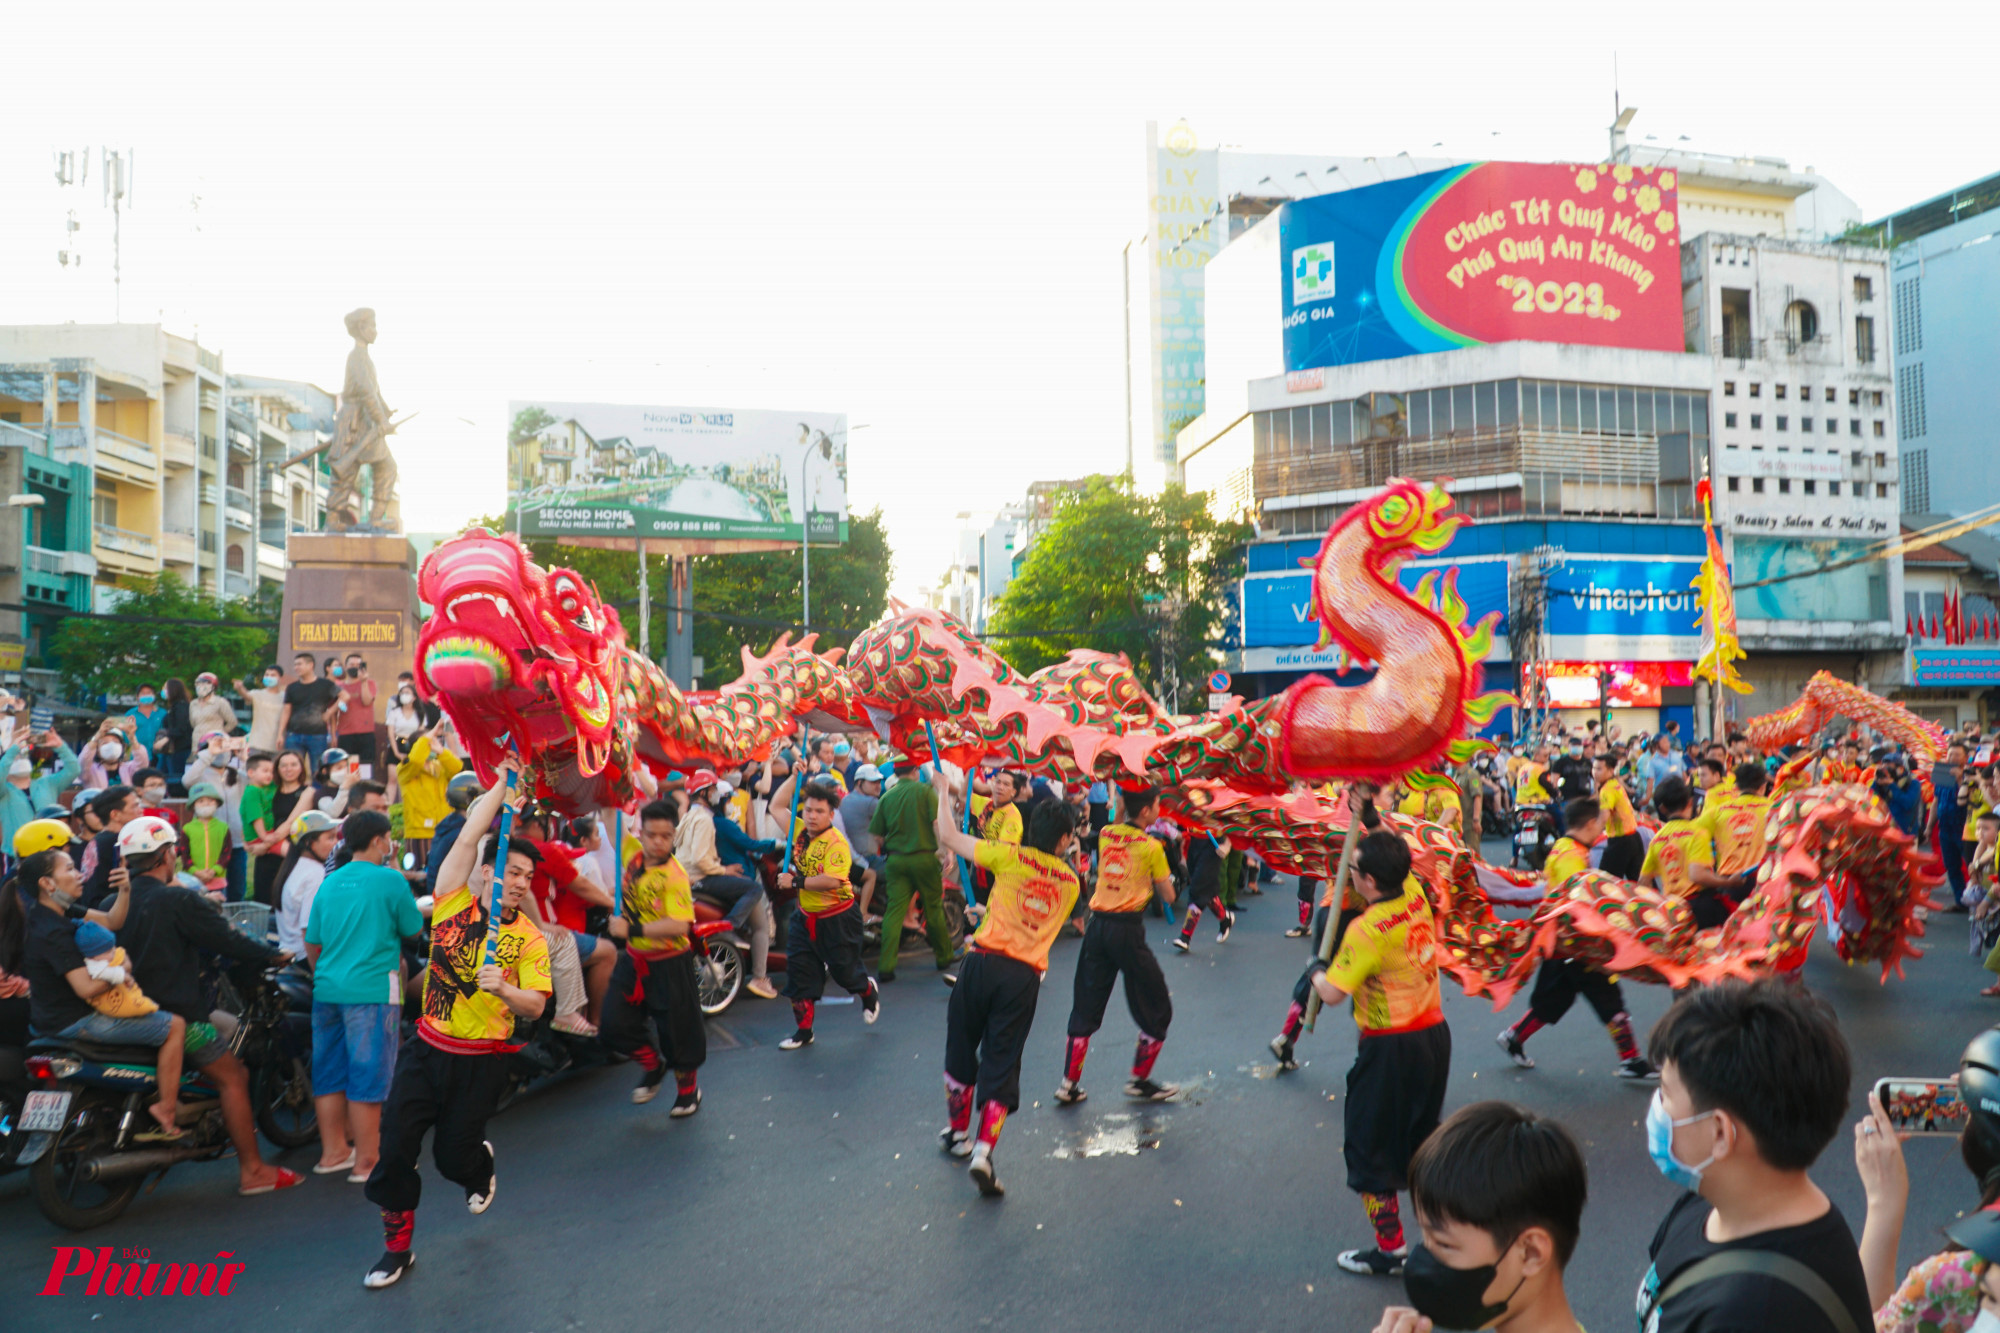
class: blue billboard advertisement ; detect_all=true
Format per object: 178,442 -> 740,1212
1243,560 -> 1509,649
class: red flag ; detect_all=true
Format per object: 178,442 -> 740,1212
1949,592 -> 1961,644
1907,613 -> 1917,638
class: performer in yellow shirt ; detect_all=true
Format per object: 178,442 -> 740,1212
602,798 -> 707,1115
1593,753 -> 1644,879
775,783 -> 881,1050
1495,797 -> 1656,1084
1057,786 -> 1178,1106
1693,761 -> 1773,904
930,767 -> 1081,1198
364,760 -> 551,1291
1640,777 -> 1736,928
1271,830 -> 1450,1275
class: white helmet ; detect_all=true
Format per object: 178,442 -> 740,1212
117,815 -> 180,858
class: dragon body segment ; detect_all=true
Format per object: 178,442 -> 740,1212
414,481 -> 1932,996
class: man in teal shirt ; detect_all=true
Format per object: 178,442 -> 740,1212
0,727 -> 81,851
305,809 -> 424,1181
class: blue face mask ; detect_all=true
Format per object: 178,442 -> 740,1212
138,694 -> 155,705
1646,1089 -> 1718,1192
329,665 -> 344,679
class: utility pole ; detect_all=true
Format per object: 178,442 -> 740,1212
1122,239 -> 1136,483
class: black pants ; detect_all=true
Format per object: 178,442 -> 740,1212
253,853 -> 284,908
338,731 -> 377,770
600,949 -> 707,1072
945,950 -> 1040,1113
1344,1022 -> 1452,1194
1686,887 -> 1734,930
365,1037 -> 507,1214
784,902 -> 871,1002
1527,957 -> 1626,1026
1600,831 -> 1645,880
1067,911 -> 1172,1041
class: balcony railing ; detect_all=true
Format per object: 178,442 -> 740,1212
94,523 -> 158,560
1711,334 -> 1766,361
96,427 -> 157,471
25,545 -> 96,578
0,420 -> 49,455
226,484 -> 254,511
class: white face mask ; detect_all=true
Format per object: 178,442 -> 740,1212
399,691 -> 415,705
1972,1309 -> 2000,1333
98,743 -> 122,761
142,787 -> 167,805
8,759 -> 29,779
195,680 -> 213,696
193,801 -> 220,820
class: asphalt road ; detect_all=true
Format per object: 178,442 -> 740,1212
2,856 -> 1987,1332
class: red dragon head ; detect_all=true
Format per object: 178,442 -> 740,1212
415,529 -> 623,784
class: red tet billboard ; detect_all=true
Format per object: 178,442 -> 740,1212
1280,161 -> 1683,369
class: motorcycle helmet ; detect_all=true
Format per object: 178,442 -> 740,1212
70,786 -> 103,815
291,809 -> 339,840
116,815 -> 179,857
1947,1026 -> 2000,1259
13,817 -> 73,858
446,771 -> 482,810
35,804 -> 68,820
684,769 -> 718,797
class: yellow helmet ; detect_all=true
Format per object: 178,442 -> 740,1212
14,817 -> 74,859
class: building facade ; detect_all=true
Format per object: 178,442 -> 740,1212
0,325 -> 330,671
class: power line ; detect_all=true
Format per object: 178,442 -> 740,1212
4,603 -> 276,629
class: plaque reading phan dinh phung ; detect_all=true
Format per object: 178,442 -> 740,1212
292,610 -> 404,650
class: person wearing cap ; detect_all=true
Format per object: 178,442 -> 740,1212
840,763 -> 886,914
182,782 -> 233,893
13,817 -> 187,1142
110,812 -> 302,1196
1858,1026 -> 2000,1331
188,671 -> 238,741
677,771 -> 777,1000
424,771 -> 483,894
0,722 -> 79,856
184,730 -> 251,900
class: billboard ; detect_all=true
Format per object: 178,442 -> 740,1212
1543,557 -> 1705,660
1280,161 -> 1682,372
1241,559 -> 1509,650
507,401 -> 848,543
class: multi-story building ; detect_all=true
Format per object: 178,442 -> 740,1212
1894,513 -> 2000,729
1680,231 -> 1903,714
0,325 -> 330,669
1170,124 -> 1896,737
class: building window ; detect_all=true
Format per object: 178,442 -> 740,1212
1787,300 -> 1820,345
1851,450 -> 1864,466
1877,482 -> 1889,498
1897,363 -> 1924,438
1725,412 -> 1738,428
1750,383 -> 1762,398
1727,476 -> 1741,491
1778,478 -> 1792,494
1875,451 -> 1886,467
1905,447 -> 1931,512
1856,316 -> 1876,364
1803,480 -> 1816,495
1750,414 -> 1763,429
1802,417 -> 1813,433
1752,478 -> 1766,493
1829,481 -> 1840,496
1775,384 -> 1788,400
225,543 -> 245,573
1855,275 -> 1873,302
1849,388 -> 1860,406
1872,390 -> 1885,407
1777,416 -> 1788,431
1724,381 -> 1736,396
94,491 -> 117,527
1824,386 -> 1836,402
1875,420 -> 1887,437
1850,419 -> 1861,436
1826,419 -> 1837,433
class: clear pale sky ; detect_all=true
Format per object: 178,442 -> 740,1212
5,1 -> 1995,606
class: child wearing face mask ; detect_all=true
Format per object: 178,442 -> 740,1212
1635,979 -> 1870,1333
132,767 -> 178,828
1370,1100 -> 1586,1333
81,719 -> 148,790
182,782 -> 233,893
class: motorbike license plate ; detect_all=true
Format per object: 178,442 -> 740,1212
21,1091 -> 71,1133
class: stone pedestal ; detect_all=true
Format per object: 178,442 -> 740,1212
276,535 -> 422,726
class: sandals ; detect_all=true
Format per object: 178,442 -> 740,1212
1981,983 -> 2000,997
314,1150 -> 360,1175
238,1167 -> 306,1196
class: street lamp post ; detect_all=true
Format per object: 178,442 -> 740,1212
800,439 -> 814,637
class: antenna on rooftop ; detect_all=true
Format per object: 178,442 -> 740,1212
102,148 -> 134,320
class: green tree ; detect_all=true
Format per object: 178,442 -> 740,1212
502,509 -> 894,683
508,405 -> 557,444
985,478 -> 1249,707
50,573 -> 274,700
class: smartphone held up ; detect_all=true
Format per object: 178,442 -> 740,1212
1875,1076 -> 1970,1136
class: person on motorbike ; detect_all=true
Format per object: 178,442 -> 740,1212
511,805 -> 616,1033
109,815 -> 304,1195
12,819 -> 184,1139
676,771 -> 777,1001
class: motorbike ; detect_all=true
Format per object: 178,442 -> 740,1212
19,962 -> 308,1231
1512,802 -> 1558,871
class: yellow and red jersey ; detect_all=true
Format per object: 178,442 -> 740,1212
1599,777 -> 1639,838
1089,823 -> 1169,913
1694,790 -> 1771,876
1640,820 -> 1714,900
1324,887 -> 1443,1035
1544,836 -> 1592,885
970,840 -> 1080,972
970,793 -> 1022,846
626,855 -> 693,957
419,883 -> 552,1054
794,824 -> 855,914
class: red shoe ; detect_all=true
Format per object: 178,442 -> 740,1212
239,1166 -> 305,1196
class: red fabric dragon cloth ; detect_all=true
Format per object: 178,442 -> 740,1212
415,479 -> 1935,999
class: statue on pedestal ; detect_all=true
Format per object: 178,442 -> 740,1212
320,307 -> 403,533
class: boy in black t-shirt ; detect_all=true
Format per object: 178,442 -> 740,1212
1634,979 -> 1871,1333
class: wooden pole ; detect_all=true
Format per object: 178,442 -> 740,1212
1302,806 -> 1364,1033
